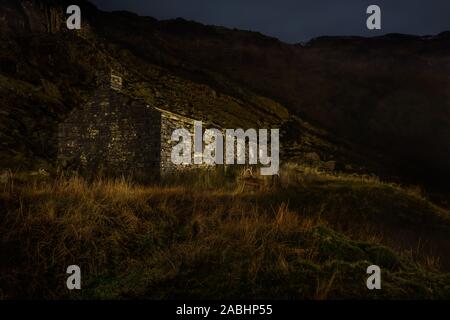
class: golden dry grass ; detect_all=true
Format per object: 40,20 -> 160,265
1,164 -> 450,299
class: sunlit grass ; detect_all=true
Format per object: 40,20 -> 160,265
1,164 -> 449,299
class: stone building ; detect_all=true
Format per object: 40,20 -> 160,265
57,73 -> 198,181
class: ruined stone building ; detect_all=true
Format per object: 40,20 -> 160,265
57,73 -> 198,181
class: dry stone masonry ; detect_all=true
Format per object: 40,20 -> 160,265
58,73 -> 200,181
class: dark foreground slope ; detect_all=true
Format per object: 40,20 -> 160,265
1,168 -> 450,299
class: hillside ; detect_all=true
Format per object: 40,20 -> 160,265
90,9 -> 450,195
0,0 -> 344,172
1,0 -> 449,198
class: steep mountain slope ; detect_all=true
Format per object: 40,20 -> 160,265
0,0 -> 449,198
0,0 -> 363,174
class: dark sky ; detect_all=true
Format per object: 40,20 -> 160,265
90,0 -> 450,43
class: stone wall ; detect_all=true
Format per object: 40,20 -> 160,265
58,85 -> 219,180
58,89 -> 161,181
158,108 -> 239,176
158,108 -> 198,174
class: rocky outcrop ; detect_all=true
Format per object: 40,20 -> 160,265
0,0 -> 94,35
0,0 -> 58,34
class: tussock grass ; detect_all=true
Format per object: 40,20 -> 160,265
1,164 -> 450,299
